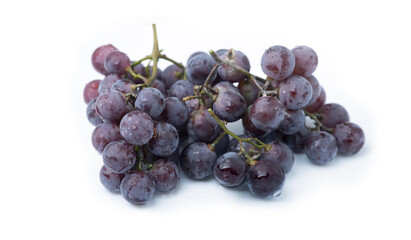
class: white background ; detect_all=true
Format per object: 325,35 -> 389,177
1,0 -> 410,239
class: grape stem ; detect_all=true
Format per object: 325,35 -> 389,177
207,109 -> 270,151
303,110 -> 334,133
207,132 -> 227,151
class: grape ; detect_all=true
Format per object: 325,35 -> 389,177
98,74 -> 120,94
306,75 -> 321,105
110,78 -> 135,94
279,109 -> 306,135
317,103 -> 350,128
242,106 -> 268,137
214,134 -> 229,157
119,111 -> 154,146
213,90 -> 247,122
120,171 -> 155,205
180,142 -> 217,179
147,66 -> 162,80
187,53 -> 216,85
278,75 -> 313,110
91,44 -> 118,75
160,97 -> 189,130
99,165 -> 125,192
187,109 -> 221,143
283,125 -> 311,153
185,98 -> 210,114
305,131 -> 338,165
169,80 -> 194,100
333,122 -> 365,155
95,90 -> 128,122
212,81 -> 240,94
260,141 -> 294,173
218,50 -> 250,82
258,130 -> 282,144
149,160 -> 180,192
148,122 -> 179,157
238,79 -> 262,106
292,45 -> 318,77
249,96 -> 285,131
83,79 -> 101,104
86,98 -> 104,126
187,51 -> 207,64
151,79 -> 166,95
135,87 -> 165,118
103,140 -> 136,174
227,135 -> 258,155
125,63 -> 146,84
305,87 -> 326,113
261,45 -> 295,81
215,49 -> 228,56
214,152 -> 247,187
161,64 -> 184,89
91,122 -> 123,154
104,51 -> 131,75
247,160 -> 285,198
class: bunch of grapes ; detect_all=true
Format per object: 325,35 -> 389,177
83,25 -> 365,205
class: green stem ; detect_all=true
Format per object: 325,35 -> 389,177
145,24 -> 160,86
131,55 -> 152,67
208,132 -> 227,151
126,68 -> 148,82
159,54 -> 185,71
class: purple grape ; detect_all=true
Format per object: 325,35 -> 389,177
260,141 -> 294,173
148,122 -> 179,157
151,79 -> 166,95
98,74 -> 120,94
305,131 -> 338,165
120,171 -> 155,205
283,125 -> 311,153
161,64 -> 184,89
95,90 -> 128,122
213,90 -> 247,122
214,152 -> 247,187
91,44 -> 118,75
187,109 -> 221,143
91,123 -> 123,154
279,75 -> 313,110
238,79 -> 262,106
160,97 -> 189,130
258,130 -> 282,144
292,45 -> 318,77
305,87 -> 326,113
147,66 -> 162,80
306,75 -> 321,105
135,87 -> 165,118
249,96 -> 285,131
218,50 -> 250,82
317,103 -> 350,128
261,45 -> 295,81
169,80 -> 194,100
242,106 -> 269,137
279,109 -> 306,135
86,98 -> 104,126
187,51 -> 207,64
227,134 -> 258,155
103,140 -> 136,174
180,142 -> 217,179
83,79 -> 101,104
187,53 -> 216,85
149,160 -> 180,192
119,111 -> 154,146
126,63 -> 146,84
333,122 -> 365,155
104,51 -> 131,75
214,134 -> 229,157
247,160 -> 285,198
110,78 -> 135,94
213,81 -> 240,94
99,165 -> 125,192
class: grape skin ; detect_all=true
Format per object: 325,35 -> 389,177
98,74 -> 120,94
187,109 -> 221,143
305,86 -> 326,113
187,53 -> 216,85
306,75 -> 321,105
151,79 -> 166,95
292,46 -> 318,77
103,140 -> 136,174
242,106 -> 268,137
83,79 -> 101,104
86,98 -> 104,126
218,50 -> 250,82
160,97 -> 189,130
261,45 -> 295,81
333,122 -> 365,155
214,152 -> 247,187
247,160 -> 285,198
260,141 -> 294,173
119,111 -> 154,146
95,90 -> 128,122
110,78 -> 135,94
249,96 -> 285,131
213,81 -> 240,94
149,160 -> 180,192
279,109 -> 306,135
169,80 -> 194,100
99,165 -> 125,192
91,44 -> 118,75
238,79 -> 262,106
318,103 -> 350,128
279,75 -> 313,110
214,134 -> 229,157
161,64 -> 183,89
120,171 -> 156,205
104,51 -> 131,75
91,123 -> 123,154
305,131 -> 338,165
213,90 -> 247,122
148,122 -> 179,157
283,125 -> 312,153
180,142 -> 217,180
135,87 -> 165,118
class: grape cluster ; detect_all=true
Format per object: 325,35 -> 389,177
83,25 -> 365,205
